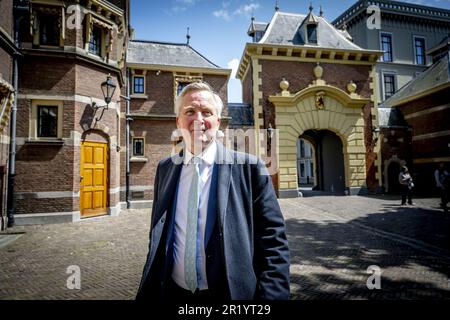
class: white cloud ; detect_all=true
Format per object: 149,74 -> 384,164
213,9 -> 231,21
172,0 -> 201,13
234,3 -> 260,17
172,5 -> 187,12
227,58 -> 240,78
175,0 -> 199,4
213,2 -> 260,21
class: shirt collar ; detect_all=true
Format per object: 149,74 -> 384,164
183,140 -> 217,166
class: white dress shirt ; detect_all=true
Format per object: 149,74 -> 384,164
171,141 -> 217,290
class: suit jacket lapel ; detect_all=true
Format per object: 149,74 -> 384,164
153,154 -> 183,226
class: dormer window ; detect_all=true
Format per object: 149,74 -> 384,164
300,6 -> 319,45
306,24 -> 317,43
254,31 -> 264,42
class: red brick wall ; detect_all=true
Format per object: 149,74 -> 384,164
15,99 -> 30,138
15,145 -> 76,192
394,88 -> 450,195
260,60 -> 372,127
242,65 -> 253,105
19,56 -> 76,94
65,24 -> 78,48
76,62 -> 120,100
15,198 -> 74,215
0,0 -> 13,36
399,88 -> 450,155
131,70 -> 173,115
130,71 -> 229,116
123,119 -> 176,201
0,0 -> 13,86
125,70 -> 229,201
0,49 -> 12,82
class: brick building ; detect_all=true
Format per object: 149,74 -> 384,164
238,6 -> 382,197
333,0 -> 450,194
0,0 -> 20,230
123,39 -> 230,208
380,37 -> 450,195
10,0 -> 130,225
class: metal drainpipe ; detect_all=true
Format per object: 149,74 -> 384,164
7,16 -> 22,227
125,68 -> 131,209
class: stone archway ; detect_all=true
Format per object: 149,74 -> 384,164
270,83 -> 371,197
301,130 -> 346,193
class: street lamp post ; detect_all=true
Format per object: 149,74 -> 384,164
93,74 -> 116,122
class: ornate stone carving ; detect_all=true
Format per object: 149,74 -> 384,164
313,62 -> 323,80
347,80 -> 357,94
315,91 -> 326,110
280,78 -> 290,96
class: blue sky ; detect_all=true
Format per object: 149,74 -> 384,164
130,0 -> 450,103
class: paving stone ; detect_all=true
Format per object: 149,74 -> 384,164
0,195 -> 449,300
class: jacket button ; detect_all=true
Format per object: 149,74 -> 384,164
160,218 -> 165,223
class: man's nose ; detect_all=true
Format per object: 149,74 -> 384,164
193,111 -> 205,122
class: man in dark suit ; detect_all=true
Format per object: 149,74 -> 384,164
136,82 -> 290,302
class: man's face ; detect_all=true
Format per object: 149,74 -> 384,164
176,89 -> 221,154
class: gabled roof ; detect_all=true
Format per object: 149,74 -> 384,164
258,11 -> 364,50
381,54 -> 450,108
247,20 -> 268,35
127,40 -> 223,69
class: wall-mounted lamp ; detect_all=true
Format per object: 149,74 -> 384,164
92,74 -> 117,121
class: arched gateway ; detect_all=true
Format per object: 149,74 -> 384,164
269,79 -> 372,197
300,130 -> 346,194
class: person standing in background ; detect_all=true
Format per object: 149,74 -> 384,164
435,163 -> 449,213
399,166 -> 414,206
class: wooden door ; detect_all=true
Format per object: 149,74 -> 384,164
80,141 -> 108,217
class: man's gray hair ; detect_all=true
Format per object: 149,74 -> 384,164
174,81 -> 223,118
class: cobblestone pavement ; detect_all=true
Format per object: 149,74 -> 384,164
0,195 -> 449,300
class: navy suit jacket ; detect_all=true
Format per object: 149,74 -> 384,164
136,142 -> 290,300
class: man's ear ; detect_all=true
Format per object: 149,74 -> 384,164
176,117 -> 180,128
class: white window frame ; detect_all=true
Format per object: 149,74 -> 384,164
379,31 -> 394,63
30,100 -> 63,140
413,35 -> 427,66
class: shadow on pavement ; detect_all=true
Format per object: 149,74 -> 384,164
286,204 -> 450,300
